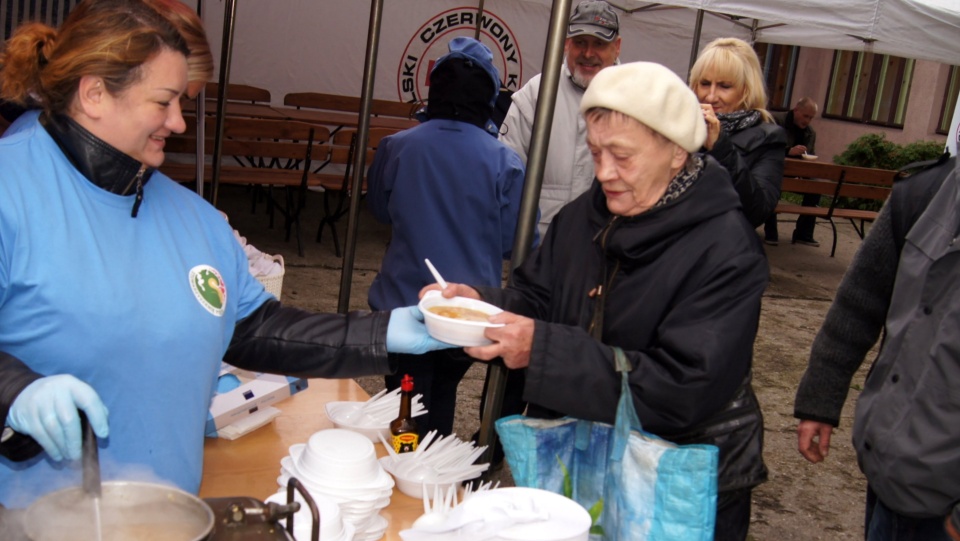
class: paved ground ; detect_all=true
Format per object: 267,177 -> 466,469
219,184 -> 873,540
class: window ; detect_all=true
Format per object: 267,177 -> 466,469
1,0 -> 81,42
937,66 -> 959,135
824,51 -> 914,128
755,43 -> 800,111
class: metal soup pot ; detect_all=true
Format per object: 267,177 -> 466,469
24,481 -> 214,541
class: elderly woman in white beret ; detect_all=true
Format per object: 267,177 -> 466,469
427,62 -> 769,541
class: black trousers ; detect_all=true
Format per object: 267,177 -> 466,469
715,487 -> 753,541
383,349 -> 474,438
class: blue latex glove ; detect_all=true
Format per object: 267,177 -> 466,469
6,375 -> 109,461
387,306 -> 457,354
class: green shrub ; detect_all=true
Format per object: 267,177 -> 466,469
833,133 -> 944,170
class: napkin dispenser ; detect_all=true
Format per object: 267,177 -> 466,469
206,362 -> 308,439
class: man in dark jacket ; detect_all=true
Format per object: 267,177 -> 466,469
795,155 -> 960,540
764,97 -> 819,246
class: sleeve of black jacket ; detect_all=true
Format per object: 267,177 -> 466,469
223,299 -> 397,379
708,123 -> 786,227
0,351 -> 45,461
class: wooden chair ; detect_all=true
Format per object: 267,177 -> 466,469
312,127 -> 399,256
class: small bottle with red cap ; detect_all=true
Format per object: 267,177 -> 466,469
390,374 -> 419,454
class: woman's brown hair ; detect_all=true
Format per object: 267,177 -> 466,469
0,0 -> 189,116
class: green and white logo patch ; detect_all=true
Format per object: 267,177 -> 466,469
189,265 -> 226,317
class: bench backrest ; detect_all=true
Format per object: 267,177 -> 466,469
284,92 -> 418,119
205,82 -> 272,104
166,117 -> 328,168
782,159 -> 896,203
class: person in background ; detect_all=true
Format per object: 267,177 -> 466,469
0,0 -> 214,137
690,37 -> 786,228
794,154 -> 960,541
488,0 -> 621,464
764,97 -> 820,246
366,37 -> 531,438
434,62 -> 769,541
0,0 -> 449,508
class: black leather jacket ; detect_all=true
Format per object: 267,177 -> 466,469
708,121 -> 786,227
0,114 -> 395,461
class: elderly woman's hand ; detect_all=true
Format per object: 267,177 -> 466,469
418,282 -> 481,300
463,311 -> 534,369
700,104 -> 720,151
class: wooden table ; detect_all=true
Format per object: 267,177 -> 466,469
199,378 -> 424,540
183,99 -> 418,132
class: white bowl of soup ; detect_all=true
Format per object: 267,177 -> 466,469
418,290 -> 504,347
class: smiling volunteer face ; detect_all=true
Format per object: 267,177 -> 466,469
565,35 -> 621,88
81,48 -> 188,168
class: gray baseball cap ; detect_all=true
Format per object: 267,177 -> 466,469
567,0 -> 620,42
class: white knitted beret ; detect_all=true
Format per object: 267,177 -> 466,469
579,61 -> 707,153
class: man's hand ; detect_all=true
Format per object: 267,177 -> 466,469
463,311 -> 534,369
788,145 -> 808,157
6,375 -> 109,461
797,419 -> 833,463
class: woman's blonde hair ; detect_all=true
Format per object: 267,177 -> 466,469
143,0 -> 214,86
688,37 -> 772,122
0,0 -> 188,116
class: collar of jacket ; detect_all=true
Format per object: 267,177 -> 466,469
40,113 -> 155,199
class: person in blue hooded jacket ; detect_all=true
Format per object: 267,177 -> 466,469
366,37 -> 535,437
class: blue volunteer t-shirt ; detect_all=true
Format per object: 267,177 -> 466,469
0,115 -> 273,507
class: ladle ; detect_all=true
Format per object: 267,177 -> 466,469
79,411 -> 101,498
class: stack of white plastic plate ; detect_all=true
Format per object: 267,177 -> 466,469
278,429 -> 394,541
264,490 -> 356,541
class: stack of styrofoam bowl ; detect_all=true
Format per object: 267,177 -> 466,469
278,429 -> 393,541
264,490 -> 355,541
378,432 -> 489,499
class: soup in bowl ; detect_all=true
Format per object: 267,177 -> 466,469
418,290 -> 504,347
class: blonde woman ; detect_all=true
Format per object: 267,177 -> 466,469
690,37 -> 786,228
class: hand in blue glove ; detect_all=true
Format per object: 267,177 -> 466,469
6,375 -> 109,461
387,306 -> 457,354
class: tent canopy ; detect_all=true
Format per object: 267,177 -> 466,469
603,0 -> 960,65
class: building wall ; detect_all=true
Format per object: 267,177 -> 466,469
790,47 -> 949,163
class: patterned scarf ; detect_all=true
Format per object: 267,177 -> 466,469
717,109 -> 762,135
657,155 -> 704,208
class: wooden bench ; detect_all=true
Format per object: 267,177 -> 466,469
161,116 -> 331,256
205,82 -> 272,104
775,159 -> 898,257
283,92 -> 419,120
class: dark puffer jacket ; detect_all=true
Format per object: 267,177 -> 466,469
708,121 -> 786,227
479,156 -> 770,492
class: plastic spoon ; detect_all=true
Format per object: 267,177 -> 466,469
424,259 -> 448,289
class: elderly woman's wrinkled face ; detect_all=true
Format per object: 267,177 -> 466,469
93,48 -> 188,167
587,113 -> 688,217
696,67 -> 744,115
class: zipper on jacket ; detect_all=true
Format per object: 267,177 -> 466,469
128,165 -> 147,218
588,216 -> 621,340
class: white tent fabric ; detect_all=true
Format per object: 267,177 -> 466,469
605,0 -> 960,65
203,0 -> 958,106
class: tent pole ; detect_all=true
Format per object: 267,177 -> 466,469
474,0 -> 486,40
209,0 -> 238,207
337,0 -> 384,314
476,0 -> 573,473
687,8 -> 704,78
194,0 -> 205,198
